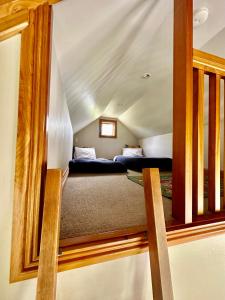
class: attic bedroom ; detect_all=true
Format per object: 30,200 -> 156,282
46,0 -> 225,247
48,0 -> 175,245
2,0 -> 225,299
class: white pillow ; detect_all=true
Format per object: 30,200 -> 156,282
75,147 -> 96,159
122,148 -> 143,157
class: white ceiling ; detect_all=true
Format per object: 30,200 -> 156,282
52,0 -> 225,138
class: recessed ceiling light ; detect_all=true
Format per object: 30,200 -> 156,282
142,73 -> 151,79
193,7 -> 209,28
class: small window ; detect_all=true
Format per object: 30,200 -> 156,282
99,118 -> 117,138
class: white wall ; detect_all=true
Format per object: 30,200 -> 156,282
0,35 -> 36,300
57,235 -> 225,300
47,44 -> 73,171
139,133 -> 172,158
74,119 -> 138,159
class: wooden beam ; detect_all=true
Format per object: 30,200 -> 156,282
10,3 -> 52,282
36,169 -> 62,300
192,68 -> 204,215
143,168 -> 174,300
208,74 -> 221,212
0,0 -> 60,12
173,0 -> 193,223
48,0 -> 62,4
224,80 -> 225,209
0,10 -> 28,41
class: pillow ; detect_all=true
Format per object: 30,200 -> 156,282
122,148 -> 143,157
75,147 -> 96,159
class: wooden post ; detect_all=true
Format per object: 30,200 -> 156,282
143,168 -> 174,300
173,0 -> 193,223
208,74 -> 221,212
36,169 -> 62,300
224,80 -> 225,209
192,68 -> 204,215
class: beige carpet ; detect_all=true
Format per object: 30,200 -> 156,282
60,173 -> 172,240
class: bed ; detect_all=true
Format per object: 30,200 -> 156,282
114,155 -> 172,172
69,158 -> 127,173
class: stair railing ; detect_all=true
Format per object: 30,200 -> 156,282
36,169 -> 62,300
143,168 -> 174,300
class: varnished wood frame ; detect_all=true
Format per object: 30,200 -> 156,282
2,0 -> 53,283
99,118 -> 117,138
192,68 -> 204,215
36,169 -> 62,300
173,0 -> 193,223
10,219 -> 225,280
192,50 -> 225,214
143,169 -> 174,299
4,0 -> 225,283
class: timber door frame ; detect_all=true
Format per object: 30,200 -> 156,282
0,0 -> 54,282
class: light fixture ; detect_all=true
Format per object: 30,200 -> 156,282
193,7 -> 209,28
142,73 -> 151,79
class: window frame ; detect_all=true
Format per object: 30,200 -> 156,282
99,118 -> 117,138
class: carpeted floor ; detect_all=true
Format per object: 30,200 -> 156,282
60,173 -> 172,240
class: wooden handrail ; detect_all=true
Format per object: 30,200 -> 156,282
193,49 -> 225,77
143,168 -> 174,300
192,49 -> 225,215
36,169 -> 62,300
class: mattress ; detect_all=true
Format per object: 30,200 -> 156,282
69,158 -> 127,173
114,155 -> 172,172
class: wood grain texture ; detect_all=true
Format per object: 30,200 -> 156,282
193,49 -> 225,78
173,0 -> 193,223
192,68 -> 204,215
224,80 -> 225,209
0,1 -> 46,19
10,216 -> 225,281
143,169 -> 174,300
10,3 -> 52,282
48,0 -> 62,4
0,9 -> 28,41
208,74 -> 221,212
0,0 -> 59,19
36,169 -> 62,300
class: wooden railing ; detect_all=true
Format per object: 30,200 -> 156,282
173,0 -> 225,224
143,169 -> 174,300
36,169 -> 62,300
192,50 -> 225,216
173,49 -> 225,223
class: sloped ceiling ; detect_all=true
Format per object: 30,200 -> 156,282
52,0 -> 225,138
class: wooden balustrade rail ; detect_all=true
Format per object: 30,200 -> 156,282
36,169 -> 62,300
173,0 -> 225,224
143,168 -> 174,300
192,50 -> 225,216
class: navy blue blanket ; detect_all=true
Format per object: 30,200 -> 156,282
114,156 -> 172,172
69,158 -> 127,173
